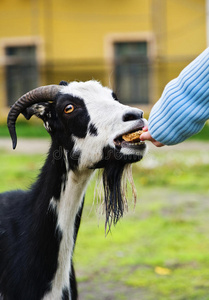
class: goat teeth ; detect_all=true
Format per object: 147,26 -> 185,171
134,142 -> 141,145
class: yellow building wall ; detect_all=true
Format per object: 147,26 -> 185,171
49,0 -> 152,60
152,0 -> 206,97
0,0 -> 152,58
166,0 -> 206,57
0,0 -> 207,119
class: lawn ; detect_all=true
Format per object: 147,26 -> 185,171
0,147 -> 209,299
0,120 -> 49,138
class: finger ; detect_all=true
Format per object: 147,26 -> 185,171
142,126 -> 148,132
140,131 -> 165,147
140,131 -> 152,141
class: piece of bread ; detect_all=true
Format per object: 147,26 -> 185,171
122,130 -> 143,142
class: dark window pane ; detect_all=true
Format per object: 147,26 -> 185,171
114,42 -> 149,104
5,46 -> 38,106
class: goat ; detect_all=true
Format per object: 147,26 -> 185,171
0,80 -> 147,300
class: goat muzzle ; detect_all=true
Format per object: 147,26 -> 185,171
7,85 -> 62,149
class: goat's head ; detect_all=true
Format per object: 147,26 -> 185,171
7,80 -> 147,230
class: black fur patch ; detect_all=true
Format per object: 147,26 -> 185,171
34,142 -> 73,201
93,146 -> 143,169
102,160 -> 126,232
112,92 -> 119,101
89,123 -> 98,136
67,149 -> 81,171
69,198 -> 85,299
62,286 -> 69,300
56,94 -> 90,139
70,264 -> 78,300
0,189 -> 63,299
92,145 -> 143,233
59,80 -> 68,86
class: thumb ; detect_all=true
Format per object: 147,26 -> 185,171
140,131 -> 164,147
140,131 -> 152,141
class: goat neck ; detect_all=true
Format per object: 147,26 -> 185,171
31,143 -> 93,300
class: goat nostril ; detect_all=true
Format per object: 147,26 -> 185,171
123,111 -> 143,122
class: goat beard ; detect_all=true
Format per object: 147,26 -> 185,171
95,162 -> 137,234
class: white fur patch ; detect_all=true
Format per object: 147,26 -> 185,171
60,81 -> 147,170
43,169 -> 94,300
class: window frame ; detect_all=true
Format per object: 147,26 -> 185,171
0,36 -> 44,109
104,32 -> 156,108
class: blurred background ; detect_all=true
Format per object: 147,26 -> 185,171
0,1 -> 209,299
0,0 -> 207,118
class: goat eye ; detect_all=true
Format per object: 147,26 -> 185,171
64,104 -> 74,114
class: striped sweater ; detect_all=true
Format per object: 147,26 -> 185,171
148,47 -> 209,145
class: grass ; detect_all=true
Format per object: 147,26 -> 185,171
0,148 -> 209,299
0,120 -> 49,138
0,150 -> 45,191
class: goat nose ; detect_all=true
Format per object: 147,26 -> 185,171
123,110 -> 143,122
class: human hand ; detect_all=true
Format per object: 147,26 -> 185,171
140,126 -> 164,147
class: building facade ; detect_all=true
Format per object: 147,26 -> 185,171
0,0 -> 207,119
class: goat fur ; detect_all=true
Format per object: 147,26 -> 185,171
0,80 -> 147,300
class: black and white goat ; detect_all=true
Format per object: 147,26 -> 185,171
0,80 -> 147,300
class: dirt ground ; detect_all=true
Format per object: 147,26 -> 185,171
0,138 -> 50,154
1,137 -> 209,154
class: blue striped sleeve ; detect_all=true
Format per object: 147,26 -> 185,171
148,47 -> 209,145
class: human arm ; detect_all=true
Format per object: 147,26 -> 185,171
141,48 -> 209,146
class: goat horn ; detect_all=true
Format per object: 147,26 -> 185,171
7,85 -> 62,149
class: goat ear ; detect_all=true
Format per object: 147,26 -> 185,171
21,103 -> 56,132
21,103 -> 53,120
59,80 -> 68,86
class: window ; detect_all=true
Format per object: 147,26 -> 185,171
5,45 -> 38,106
114,41 -> 149,104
